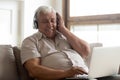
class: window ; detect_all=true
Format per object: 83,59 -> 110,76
63,0 -> 120,46
0,0 -> 23,46
0,9 -> 12,44
70,0 -> 120,16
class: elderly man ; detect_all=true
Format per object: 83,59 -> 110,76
21,6 -> 90,80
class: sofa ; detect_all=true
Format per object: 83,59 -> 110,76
0,45 -> 33,80
0,43 -> 119,80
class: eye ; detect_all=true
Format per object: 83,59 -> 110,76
51,19 -> 56,23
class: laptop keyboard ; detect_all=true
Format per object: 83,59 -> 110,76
75,74 -> 89,79
66,74 -> 89,79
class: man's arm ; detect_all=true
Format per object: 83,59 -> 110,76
56,13 -> 91,58
24,57 -> 88,80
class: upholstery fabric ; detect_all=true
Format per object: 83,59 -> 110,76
13,46 -> 33,80
0,45 -> 19,80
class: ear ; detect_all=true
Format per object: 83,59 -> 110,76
34,20 -> 38,29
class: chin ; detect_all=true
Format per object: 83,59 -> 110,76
47,34 -> 55,39
46,32 -> 56,37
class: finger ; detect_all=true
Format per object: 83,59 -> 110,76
56,12 -> 62,20
76,70 -> 86,75
56,12 -> 60,19
77,67 -> 88,74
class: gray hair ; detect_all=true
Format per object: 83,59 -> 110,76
33,6 -> 56,29
36,6 -> 56,19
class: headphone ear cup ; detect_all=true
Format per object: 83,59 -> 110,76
34,20 -> 38,29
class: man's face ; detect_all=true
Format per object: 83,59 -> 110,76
37,11 -> 57,39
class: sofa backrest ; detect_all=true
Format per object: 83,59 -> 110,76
0,45 -> 19,80
13,46 -> 33,80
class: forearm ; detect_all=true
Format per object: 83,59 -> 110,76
25,58 -> 72,80
35,66 -> 66,80
25,58 -> 88,80
31,65 -> 67,80
59,27 -> 90,58
56,13 -> 90,58
33,65 -> 88,80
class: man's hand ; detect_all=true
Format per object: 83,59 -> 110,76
65,66 -> 88,78
56,12 -> 66,32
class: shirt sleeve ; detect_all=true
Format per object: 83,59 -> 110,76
21,37 -> 41,64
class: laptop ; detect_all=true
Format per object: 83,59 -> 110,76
66,46 -> 120,79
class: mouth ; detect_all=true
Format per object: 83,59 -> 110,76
46,28 -> 54,32
45,28 -> 56,37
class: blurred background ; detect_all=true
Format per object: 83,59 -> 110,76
0,0 -> 120,47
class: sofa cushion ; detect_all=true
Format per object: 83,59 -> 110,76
0,45 -> 19,80
13,46 -> 33,80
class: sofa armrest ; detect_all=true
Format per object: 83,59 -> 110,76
0,45 -> 19,80
118,65 -> 120,74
